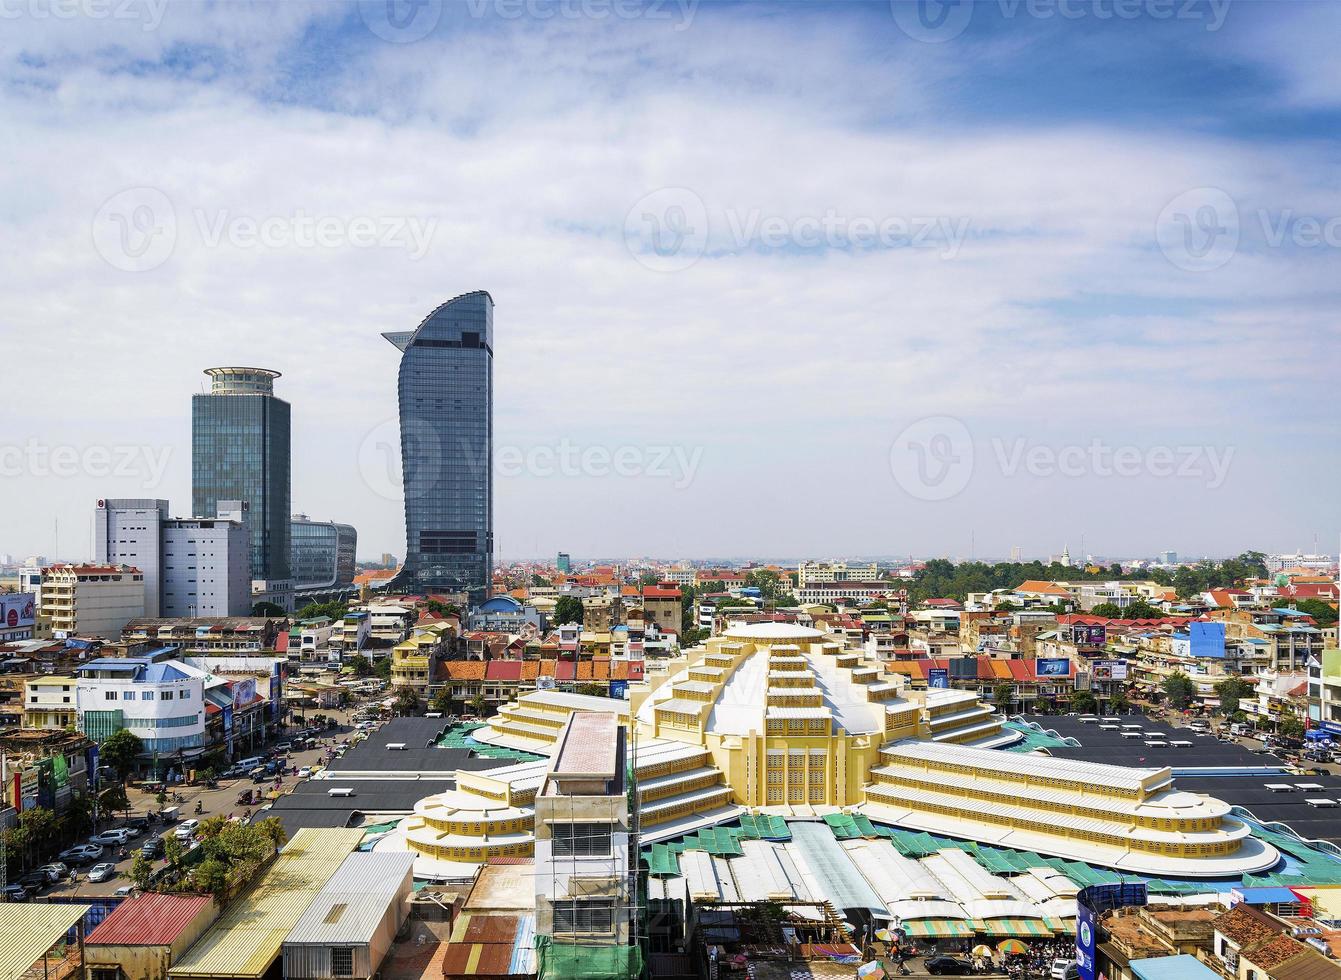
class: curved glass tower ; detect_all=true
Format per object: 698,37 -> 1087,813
383,291 -> 493,601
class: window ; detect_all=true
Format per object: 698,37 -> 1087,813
142,691 -> 155,701
330,947 -> 354,977
554,900 -> 615,935
105,691 -> 118,701
551,822 -> 614,857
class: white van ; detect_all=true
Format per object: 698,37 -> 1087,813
235,756 -> 263,771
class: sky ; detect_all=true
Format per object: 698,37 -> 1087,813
1,0 -> 1338,565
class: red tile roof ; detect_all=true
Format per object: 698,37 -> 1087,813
446,662 -> 486,680
486,661 -> 522,681
86,893 -> 212,946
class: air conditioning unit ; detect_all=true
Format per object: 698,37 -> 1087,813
328,787 -> 354,798
386,742 -> 407,751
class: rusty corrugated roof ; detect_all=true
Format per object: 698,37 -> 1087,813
87,893 -> 212,946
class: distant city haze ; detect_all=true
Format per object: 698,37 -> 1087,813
1,3 -> 1337,561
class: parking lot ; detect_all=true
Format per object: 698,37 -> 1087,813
18,708 -> 381,900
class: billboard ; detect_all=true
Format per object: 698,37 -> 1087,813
1075,900 -> 1097,980
0,592 -> 36,630
1036,658 -> 1071,677
927,668 -> 949,689
1071,624 -> 1106,646
1091,660 -> 1128,681
609,680 -> 629,700
231,677 -> 257,709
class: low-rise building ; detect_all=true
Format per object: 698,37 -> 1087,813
39,563 -> 145,639
84,892 -> 218,980
76,654 -> 208,769
23,674 -> 77,729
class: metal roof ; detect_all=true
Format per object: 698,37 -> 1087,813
168,828 -> 362,979
284,852 -> 414,945
87,893 -> 213,946
0,903 -> 91,980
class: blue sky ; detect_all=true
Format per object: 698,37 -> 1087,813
1,0 -> 1337,564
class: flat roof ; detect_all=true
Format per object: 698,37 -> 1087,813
1130,955 -> 1221,980
0,903 -> 91,980
284,852 -> 415,945
551,712 -> 619,777
168,829 -> 362,979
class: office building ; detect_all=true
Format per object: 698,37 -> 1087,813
94,498 -> 169,617
191,366 -> 292,582
797,560 -> 880,589
290,514 -> 358,591
161,511 -> 252,617
75,655 -> 207,765
38,563 -> 145,639
382,291 -> 493,602
557,552 -> 572,574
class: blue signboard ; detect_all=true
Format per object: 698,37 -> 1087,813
1075,901 -> 1097,980
1036,657 -> 1070,677
608,680 -> 629,700
928,668 -> 949,689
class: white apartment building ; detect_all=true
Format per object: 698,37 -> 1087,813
94,498 -> 168,618
1267,552 -> 1336,574
161,515 -> 251,617
24,675 -> 78,729
797,561 -> 880,589
38,564 -> 145,639
75,655 -> 208,765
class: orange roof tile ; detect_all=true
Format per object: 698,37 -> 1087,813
446,662 -> 486,680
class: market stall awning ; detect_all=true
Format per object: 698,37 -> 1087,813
973,918 -> 1054,937
900,919 -> 974,939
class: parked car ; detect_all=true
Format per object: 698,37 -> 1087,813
37,863 -> 69,882
59,843 -> 104,864
17,872 -> 49,893
91,829 -> 131,846
174,819 -> 200,840
2,883 -> 30,902
297,767 -> 312,779
926,957 -> 974,976
87,863 -> 118,883
140,836 -> 165,858
1050,959 -> 1077,979
113,885 -> 136,897
274,742 -> 293,753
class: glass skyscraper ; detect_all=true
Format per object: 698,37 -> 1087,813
290,514 -> 358,591
383,291 -> 493,601
191,367 -> 292,583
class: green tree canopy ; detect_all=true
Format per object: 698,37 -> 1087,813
1214,677 -> 1255,716
554,596 -> 584,625
1069,690 -> 1098,713
1090,600 -> 1164,620
1282,598 -> 1338,628
993,683 -> 1015,708
392,685 -> 421,716
295,600 -> 347,621
251,601 -> 286,617
1163,672 -> 1197,710
101,729 -> 144,780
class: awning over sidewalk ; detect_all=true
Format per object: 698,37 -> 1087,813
899,919 -> 973,939
972,917 -> 1054,937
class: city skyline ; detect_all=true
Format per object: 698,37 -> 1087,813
2,2 -> 1339,561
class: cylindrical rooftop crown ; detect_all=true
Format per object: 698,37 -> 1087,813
204,366 -> 282,394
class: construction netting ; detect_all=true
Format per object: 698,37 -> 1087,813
438,723 -> 546,762
822,812 -> 883,840
535,937 -> 644,980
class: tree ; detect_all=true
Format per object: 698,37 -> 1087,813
130,853 -> 155,891
993,683 -> 1015,711
99,783 -> 131,819
1108,692 -> 1131,715
101,729 -> 145,781
426,599 -> 460,619
295,600 -> 347,621
1283,598 -> 1338,628
374,658 -> 392,682
469,694 -> 487,716
1278,715 -> 1306,740
1163,672 -> 1196,710
531,573 -> 552,587
1069,690 -> 1098,714
1090,600 -> 1164,620
251,601 -> 286,617
576,683 -> 608,698
554,596 -> 584,625
430,687 -> 453,715
392,685 -> 421,716
1215,677 -> 1255,716
163,834 -> 185,870
680,627 -> 709,648
347,653 -> 372,677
